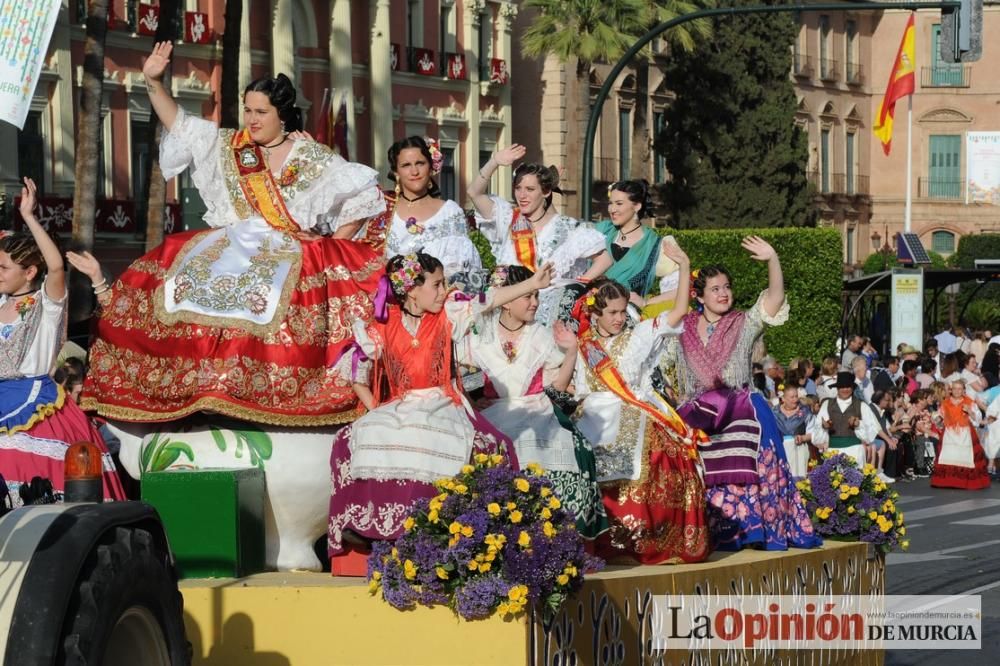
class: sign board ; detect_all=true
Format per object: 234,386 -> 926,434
966,132 -> 1000,204
890,269 -> 924,354
0,0 -> 62,130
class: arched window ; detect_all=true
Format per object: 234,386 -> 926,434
931,230 -> 956,254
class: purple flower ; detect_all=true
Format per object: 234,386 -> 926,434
453,575 -> 509,620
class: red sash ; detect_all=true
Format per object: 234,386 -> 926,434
509,208 -> 538,269
231,129 -> 301,233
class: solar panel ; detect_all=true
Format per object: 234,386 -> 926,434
897,232 -> 932,265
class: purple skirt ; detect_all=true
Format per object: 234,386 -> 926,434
327,407 -> 517,556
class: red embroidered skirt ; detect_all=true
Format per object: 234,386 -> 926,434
82,229 -> 382,426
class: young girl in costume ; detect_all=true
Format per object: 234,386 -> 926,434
467,264 -> 608,539
471,145 -> 610,325
0,178 -> 124,501
930,378 -> 990,490
662,237 -> 821,551
571,243 -> 709,565
327,253 -> 553,560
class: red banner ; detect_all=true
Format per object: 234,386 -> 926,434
489,58 -> 509,85
446,53 -> 466,80
390,43 -> 401,71
137,4 -> 159,36
13,197 -> 182,235
413,48 -> 436,76
185,11 -> 211,44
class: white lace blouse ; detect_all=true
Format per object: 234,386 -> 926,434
385,199 -> 482,279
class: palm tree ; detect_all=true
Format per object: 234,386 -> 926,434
630,0 -> 713,182
521,0 -> 651,216
219,0 -> 243,129
72,0 -> 110,253
142,0 -> 181,252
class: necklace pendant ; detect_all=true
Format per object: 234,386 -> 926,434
411,338 -> 420,348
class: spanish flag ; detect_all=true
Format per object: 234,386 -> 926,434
873,14 -> 916,155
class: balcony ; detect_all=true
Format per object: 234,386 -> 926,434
846,61 -> 864,85
808,171 -> 869,196
921,65 -> 971,88
918,178 -> 964,200
819,58 -> 840,82
792,54 -> 813,78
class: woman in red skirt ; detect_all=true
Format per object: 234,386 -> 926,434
931,379 -> 990,490
80,43 -> 387,427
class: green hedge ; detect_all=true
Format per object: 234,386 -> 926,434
666,228 -> 842,364
470,223 -> 842,364
948,233 -> 1000,309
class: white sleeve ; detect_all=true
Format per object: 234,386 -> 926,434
293,156 -> 386,233
159,108 -> 221,180
573,353 -> 591,399
475,195 -> 513,250
747,289 -> 790,328
856,404 -> 880,444
615,314 -> 684,386
445,290 -> 494,341
811,402 -> 831,449
547,224 -> 606,278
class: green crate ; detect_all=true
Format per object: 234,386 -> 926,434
141,468 -> 266,579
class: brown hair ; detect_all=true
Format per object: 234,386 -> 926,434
0,232 -> 46,288
584,277 -> 630,315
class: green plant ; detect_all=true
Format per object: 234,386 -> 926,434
665,227 -> 842,363
468,228 -> 496,272
962,300 -> 1000,332
861,249 -> 947,274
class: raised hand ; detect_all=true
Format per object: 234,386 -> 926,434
18,177 -> 38,221
143,42 -> 173,81
493,144 -> 527,167
660,237 -> 689,266
530,261 -> 555,290
741,235 -> 777,262
553,321 -> 578,351
288,130 -> 314,142
66,251 -> 104,285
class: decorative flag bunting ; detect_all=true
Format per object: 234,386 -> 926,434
0,0 -> 62,129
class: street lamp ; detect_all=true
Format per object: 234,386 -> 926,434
871,230 -> 881,249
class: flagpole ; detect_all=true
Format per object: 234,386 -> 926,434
905,94 -> 913,233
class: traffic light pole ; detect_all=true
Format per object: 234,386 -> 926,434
580,1 -> 962,221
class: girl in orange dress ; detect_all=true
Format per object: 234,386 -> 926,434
931,379 -> 990,490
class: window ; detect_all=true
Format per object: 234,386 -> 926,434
618,108 -> 631,180
407,1 -> 419,48
846,226 -> 855,265
819,15 -> 830,78
439,146 -> 456,202
930,24 -> 964,86
96,115 -> 107,199
928,134 -> 961,199
478,10 -> 492,79
820,128 -> 831,193
17,110 -> 45,195
132,119 -> 152,226
653,111 -> 666,183
845,130 -> 856,195
931,231 -> 956,254
845,19 -> 859,82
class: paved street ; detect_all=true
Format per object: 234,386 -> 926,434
884,477 -> 1000,665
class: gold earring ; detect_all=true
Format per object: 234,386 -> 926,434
394,180 -> 401,198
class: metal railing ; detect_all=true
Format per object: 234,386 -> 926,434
793,54 -> 813,77
808,171 -> 870,196
918,178 -> 964,199
846,61 -> 864,84
920,65 -> 970,88
819,58 -> 840,81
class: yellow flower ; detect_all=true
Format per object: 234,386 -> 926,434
868,511 -> 878,521
849,486 -> 860,496
839,483 -> 849,493
480,562 -> 492,572
557,574 -> 570,585
487,502 -> 501,516
839,493 -> 849,501
475,453 -> 489,464
461,464 -> 475,475
548,497 -> 562,510
454,484 -> 468,494
514,478 -> 530,492
368,580 -> 379,594
564,565 -> 578,577
461,525 -> 474,538
449,521 -> 463,535
901,540 -> 910,550
506,501 -> 517,510
508,584 -> 528,601
468,560 -> 479,571
390,547 -> 399,559
543,521 -> 557,538
428,509 -> 439,523
585,296 -> 596,306
372,571 -> 382,581
518,531 -> 531,548
509,510 -> 523,524
899,526 -> 906,535
526,462 -> 543,476
403,516 -> 415,531
541,507 -> 552,520
847,506 -> 856,514
490,454 -> 504,465
436,566 -> 449,580
540,487 -> 553,498
498,601 -> 511,616
403,559 -> 417,580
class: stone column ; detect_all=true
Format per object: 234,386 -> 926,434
496,2 -> 517,200
330,0 -> 356,158
238,0 -> 252,92
462,1 -> 483,202
49,4 -> 76,196
271,0 -> 295,82
369,0 -> 393,178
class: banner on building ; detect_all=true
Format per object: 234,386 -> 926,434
446,53 -> 466,80
0,0 -> 62,130
137,3 -> 159,36
489,58 -> 509,85
966,132 -> 1000,205
390,43 -> 401,71
185,11 -> 211,44
413,48 -> 436,76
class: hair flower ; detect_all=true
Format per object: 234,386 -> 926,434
424,137 -> 445,176
388,254 -> 423,293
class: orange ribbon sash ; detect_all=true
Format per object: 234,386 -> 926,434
231,129 -> 301,233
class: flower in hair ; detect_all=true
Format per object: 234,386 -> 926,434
583,287 -> 598,309
425,137 -> 445,176
388,254 -> 423,293
490,265 -> 510,289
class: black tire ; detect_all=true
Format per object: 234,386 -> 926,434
59,526 -> 190,666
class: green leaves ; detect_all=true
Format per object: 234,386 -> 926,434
141,432 -> 195,473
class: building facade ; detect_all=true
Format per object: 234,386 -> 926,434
2,0 -> 517,258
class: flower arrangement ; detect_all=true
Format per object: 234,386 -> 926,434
367,454 -> 603,621
796,451 -> 909,554
424,137 -> 445,175
388,254 -> 422,293
15,293 -> 36,319
278,160 -> 301,187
